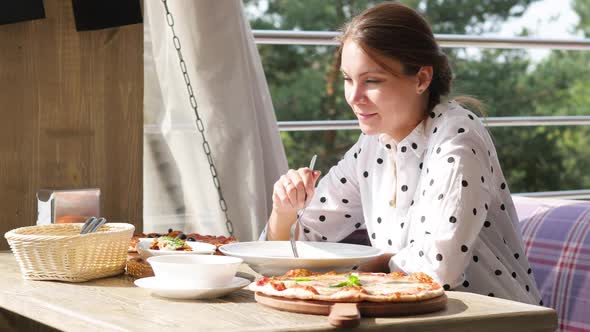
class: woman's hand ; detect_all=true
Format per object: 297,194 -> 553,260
272,168 -> 321,213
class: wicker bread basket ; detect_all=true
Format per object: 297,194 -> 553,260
4,223 -> 134,282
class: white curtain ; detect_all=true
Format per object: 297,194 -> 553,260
143,0 -> 288,241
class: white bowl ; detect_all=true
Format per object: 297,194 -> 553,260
137,239 -> 216,259
219,241 -> 382,276
146,255 -> 243,288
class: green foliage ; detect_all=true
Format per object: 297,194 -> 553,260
246,0 -> 590,193
502,49 -> 590,191
574,0 -> 590,37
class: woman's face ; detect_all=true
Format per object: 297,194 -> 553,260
340,40 -> 424,139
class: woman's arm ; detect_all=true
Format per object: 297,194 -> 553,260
266,208 -> 297,241
388,122 -> 492,286
264,137 -> 365,242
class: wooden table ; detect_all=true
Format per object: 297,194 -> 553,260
0,252 -> 557,332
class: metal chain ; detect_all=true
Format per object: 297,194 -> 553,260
160,0 -> 234,237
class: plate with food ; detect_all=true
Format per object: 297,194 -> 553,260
219,241 -> 382,276
129,230 -> 237,255
137,236 -> 216,259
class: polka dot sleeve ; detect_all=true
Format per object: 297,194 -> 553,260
389,126 -> 492,287
297,139 -> 364,242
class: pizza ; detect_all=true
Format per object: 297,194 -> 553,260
249,269 -> 444,303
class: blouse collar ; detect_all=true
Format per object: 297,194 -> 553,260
378,120 -> 428,159
376,102 -> 451,158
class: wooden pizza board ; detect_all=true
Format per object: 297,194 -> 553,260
255,292 -> 447,328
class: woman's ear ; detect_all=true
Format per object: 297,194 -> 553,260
416,66 -> 433,94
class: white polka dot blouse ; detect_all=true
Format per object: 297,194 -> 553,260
279,101 -> 542,305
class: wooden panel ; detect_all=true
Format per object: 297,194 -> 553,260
0,0 -> 143,250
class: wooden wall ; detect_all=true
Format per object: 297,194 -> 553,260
0,0 -> 143,249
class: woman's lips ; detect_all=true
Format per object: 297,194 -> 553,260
356,112 -> 377,120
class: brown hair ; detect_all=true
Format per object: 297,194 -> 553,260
337,2 -> 479,115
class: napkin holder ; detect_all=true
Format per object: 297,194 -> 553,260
36,188 -> 100,225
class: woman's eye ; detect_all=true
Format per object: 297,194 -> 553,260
366,79 -> 382,84
343,77 -> 352,81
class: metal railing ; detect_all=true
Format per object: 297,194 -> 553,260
145,31 -> 590,199
251,30 -> 590,199
253,30 -> 590,50
514,190 -> 590,200
144,116 -> 590,134
276,116 -> 590,132
252,31 -> 590,132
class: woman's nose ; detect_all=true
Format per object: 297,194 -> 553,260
348,85 -> 367,105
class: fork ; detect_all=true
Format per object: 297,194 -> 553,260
290,154 -> 317,258
80,217 -> 97,234
80,217 -> 107,234
88,217 -> 107,233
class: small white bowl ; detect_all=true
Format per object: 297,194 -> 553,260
137,240 -> 216,259
146,254 -> 243,289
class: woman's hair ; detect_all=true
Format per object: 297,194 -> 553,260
336,2 -> 482,115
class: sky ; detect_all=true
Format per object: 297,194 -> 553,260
494,0 -> 582,60
498,0 -> 581,38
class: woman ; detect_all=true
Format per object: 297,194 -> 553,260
264,2 -> 542,305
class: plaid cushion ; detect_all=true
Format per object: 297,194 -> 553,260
514,196 -> 590,332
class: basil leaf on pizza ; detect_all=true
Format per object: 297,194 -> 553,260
330,274 -> 362,288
